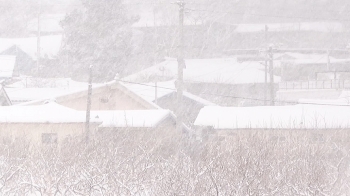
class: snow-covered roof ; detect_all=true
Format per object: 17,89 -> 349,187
0,102 -> 100,123
5,88 -> 87,104
298,98 -> 350,106
123,80 -> 216,106
124,58 -> 280,85
91,110 -> 171,128
274,52 -> 336,61
0,35 -> 62,60
183,92 -> 217,106
6,77 -> 89,88
122,81 -> 174,102
0,55 -> 16,78
234,22 -> 344,33
4,78 -> 91,104
194,105 -> 350,130
18,81 -> 162,110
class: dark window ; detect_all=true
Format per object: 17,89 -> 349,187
99,97 -> 109,103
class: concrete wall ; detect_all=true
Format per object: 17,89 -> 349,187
0,123 -> 99,145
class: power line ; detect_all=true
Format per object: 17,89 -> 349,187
118,79 -> 350,107
187,8 -> 350,22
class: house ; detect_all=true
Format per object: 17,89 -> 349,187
123,80 -> 216,126
0,79 -> 181,145
194,104 -> 350,143
18,80 -> 180,133
20,80 -> 161,111
124,58 -> 281,106
0,102 -> 101,145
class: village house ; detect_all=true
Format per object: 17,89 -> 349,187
0,102 -> 101,145
21,80 -> 161,110
6,80 -> 179,145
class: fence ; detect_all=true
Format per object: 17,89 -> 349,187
279,80 -> 350,90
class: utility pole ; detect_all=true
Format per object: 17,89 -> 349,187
264,25 -> 268,105
155,81 -> 158,104
268,45 -> 275,106
153,0 -> 158,65
85,65 -> 93,143
176,0 -> 185,132
37,1 -> 42,75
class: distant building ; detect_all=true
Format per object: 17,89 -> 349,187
124,58 -> 280,106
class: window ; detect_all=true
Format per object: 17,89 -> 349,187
99,97 -> 109,103
42,133 -> 58,144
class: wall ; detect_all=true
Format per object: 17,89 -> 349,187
59,87 -> 151,111
0,123 -> 99,145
